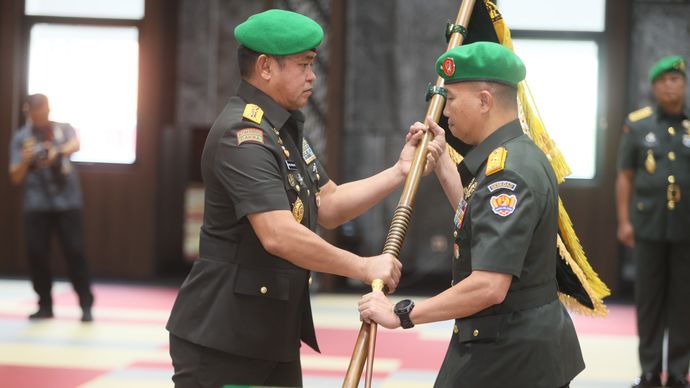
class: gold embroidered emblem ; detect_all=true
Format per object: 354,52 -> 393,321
242,103 -> 264,124
645,149 -> 656,174
292,198 -> 304,223
628,106 -> 653,123
486,147 -> 507,176
464,178 -> 478,199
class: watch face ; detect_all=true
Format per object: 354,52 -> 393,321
395,299 -> 414,314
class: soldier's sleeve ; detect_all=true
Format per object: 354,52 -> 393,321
617,121 -> 638,171
469,169 -> 541,277
216,124 -> 290,219
9,131 -> 23,167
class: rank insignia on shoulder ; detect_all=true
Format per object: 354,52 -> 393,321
486,147 -> 507,176
490,193 -> 517,217
628,106 -> 652,123
487,180 -> 516,192
242,103 -> 264,124
302,139 -> 316,164
237,128 -> 264,145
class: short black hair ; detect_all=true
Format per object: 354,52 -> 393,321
237,45 -> 288,78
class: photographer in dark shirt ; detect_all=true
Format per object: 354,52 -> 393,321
9,93 -> 94,322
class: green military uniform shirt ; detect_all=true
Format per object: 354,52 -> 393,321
435,120 -> 584,388
167,80 -> 330,362
618,106 -> 690,241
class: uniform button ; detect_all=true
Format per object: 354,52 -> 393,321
668,151 -> 676,161
309,276 -> 313,286
473,329 -> 479,337
307,189 -> 310,196
453,324 -> 459,334
668,127 -> 676,136
260,286 -> 268,295
450,280 -> 454,286
453,230 -> 458,238
637,202 -> 644,211
668,175 -> 676,184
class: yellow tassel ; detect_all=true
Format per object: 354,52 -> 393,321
483,0 -> 609,315
446,144 -> 463,165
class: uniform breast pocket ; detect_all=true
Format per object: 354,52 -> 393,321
234,266 -> 290,302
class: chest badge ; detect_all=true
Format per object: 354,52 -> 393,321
643,132 -> 658,146
292,197 -> 304,223
302,139 -> 316,165
682,134 -> 690,148
464,178 -> 478,199
645,150 -> 656,174
242,103 -> 264,124
486,147 -> 507,176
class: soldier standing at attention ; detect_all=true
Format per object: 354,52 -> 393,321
166,9 -> 444,388
616,55 -> 690,388
358,42 -> 584,388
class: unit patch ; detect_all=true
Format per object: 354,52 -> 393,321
236,128 -> 264,145
302,139 -> 316,164
490,193 -> 517,217
486,147 -> 507,176
487,180 -> 516,193
242,103 -> 264,124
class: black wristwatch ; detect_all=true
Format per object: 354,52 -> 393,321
394,299 -> 415,329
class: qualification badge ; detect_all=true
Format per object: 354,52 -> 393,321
292,198 -> 304,223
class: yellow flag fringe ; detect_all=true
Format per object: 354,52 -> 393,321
486,0 -> 610,315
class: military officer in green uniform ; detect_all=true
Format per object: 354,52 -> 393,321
616,55 -> 690,388
166,9 -> 444,388
359,42 -> 584,388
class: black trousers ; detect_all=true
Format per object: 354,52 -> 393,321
24,209 -> 93,309
634,240 -> 690,378
169,334 -> 302,388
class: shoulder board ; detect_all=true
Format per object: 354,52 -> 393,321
242,103 -> 264,125
486,146 -> 507,176
627,106 -> 653,123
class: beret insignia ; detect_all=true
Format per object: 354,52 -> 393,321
442,57 -> 456,77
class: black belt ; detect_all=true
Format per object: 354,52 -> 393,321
471,280 -> 558,318
453,280 -> 558,343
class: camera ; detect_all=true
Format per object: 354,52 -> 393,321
33,142 -> 50,160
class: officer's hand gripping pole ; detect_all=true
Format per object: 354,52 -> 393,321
342,1 -> 476,387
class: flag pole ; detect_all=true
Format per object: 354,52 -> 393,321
342,1 -> 477,386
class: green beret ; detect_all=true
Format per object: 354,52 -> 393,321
234,9 -> 323,56
435,42 -> 526,87
648,55 -> 686,83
